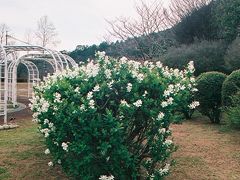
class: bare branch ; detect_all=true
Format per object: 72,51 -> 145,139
0,23 -> 10,45
35,15 -> 60,48
106,0 -> 169,59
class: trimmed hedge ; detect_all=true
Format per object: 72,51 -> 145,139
163,40 -> 227,76
196,71 -> 226,123
222,69 -> 240,106
226,92 -> 240,129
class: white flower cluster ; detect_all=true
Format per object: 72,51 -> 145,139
74,87 -> 80,93
107,80 -> 114,89
126,83 -> 132,92
39,119 -> 55,138
96,51 -> 106,58
143,91 -> 148,97
30,95 -> 49,113
54,92 -> 62,103
163,84 -> 174,97
99,175 -> 114,180
86,91 -> 95,109
93,84 -> 100,92
188,101 -> 200,109
89,100 -> 95,109
105,69 -> 112,79
48,161 -> 53,167
87,91 -> 93,100
156,61 -> 163,68
161,97 -> 173,108
164,139 -> 173,146
133,100 -> 142,107
157,112 -> 165,121
149,163 -> 170,179
29,93 -> 51,123
45,149 -> 50,155
158,128 -> 166,134
158,163 -> 170,176
144,61 -> 155,70
132,70 -> 144,82
84,60 -> 100,78
40,128 -> 51,138
62,142 -> 69,152
120,99 -> 130,107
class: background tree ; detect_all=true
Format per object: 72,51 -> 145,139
24,29 -> 35,45
163,40 -> 227,76
213,0 -> 240,42
0,23 -> 10,45
107,0 -> 174,59
35,16 -> 59,79
165,0 -> 211,26
35,15 -> 60,48
224,37 -> 240,72
164,0 -> 215,44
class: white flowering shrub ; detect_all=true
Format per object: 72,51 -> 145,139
30,52 -> 198,179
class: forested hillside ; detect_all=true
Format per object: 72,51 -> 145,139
69,0 -> 240,75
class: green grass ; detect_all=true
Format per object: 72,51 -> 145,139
0,167 -> 10,180
1,114 -> 240,179
0,119 -> 67,180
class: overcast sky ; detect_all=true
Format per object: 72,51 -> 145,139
0,0 -> 170,51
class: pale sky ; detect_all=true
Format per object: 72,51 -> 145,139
0,0 -> 171,51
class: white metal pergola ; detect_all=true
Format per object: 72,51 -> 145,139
0,45 -> 77,124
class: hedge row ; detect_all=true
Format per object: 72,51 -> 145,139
196,69 -> 240,125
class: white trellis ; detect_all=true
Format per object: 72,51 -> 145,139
0,45 -> 77,124
8,59 -> 40,107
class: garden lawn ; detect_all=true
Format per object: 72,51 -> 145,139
168,114 -> 240,180
0,115 -> 240,179
0,119 -> 67,180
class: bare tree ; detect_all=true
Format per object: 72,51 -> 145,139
164,0 -> 211,27
24,29 -> 35,45
106,0 -> 172,59
0,23 -> 10,45
35,15 -> 60,48
107,0 -> 211,59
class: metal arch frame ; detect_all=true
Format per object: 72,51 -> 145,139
29,57 -> 56,72
64,55 -> 78,67
8,59 -> 40,107
22,60 -> 40,97
4,45 -> 65,72
13,53 -> 57,72
0,45 -> 77,124
0,45 -> 8,124
49,49 -> 67,69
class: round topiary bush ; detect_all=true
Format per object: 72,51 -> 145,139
196,72 -> 226,123
222,69 -> 240,106
30,52 -> 198,180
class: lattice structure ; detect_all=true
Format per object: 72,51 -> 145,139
0,45 -> 77,124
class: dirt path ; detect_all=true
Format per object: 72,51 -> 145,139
0,96 -> 32,125
168,117 -> 240,180
0,83 -> 32,124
